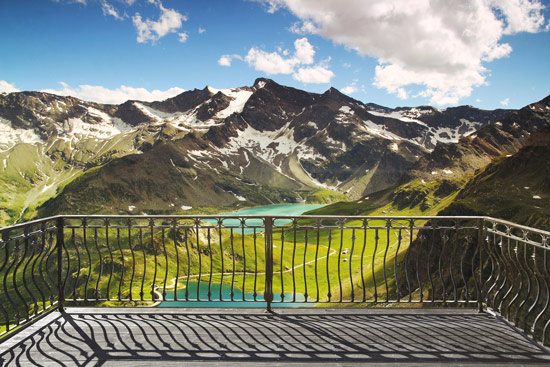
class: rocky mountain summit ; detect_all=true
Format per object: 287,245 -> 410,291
0,78 -> 547,224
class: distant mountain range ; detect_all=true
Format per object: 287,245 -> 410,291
0,78 -> 548,227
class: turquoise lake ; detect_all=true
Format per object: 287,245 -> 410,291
204,203 -> 324,234
158,203 -> 322,308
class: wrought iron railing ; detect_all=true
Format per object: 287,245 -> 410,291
0,215 -> 548,345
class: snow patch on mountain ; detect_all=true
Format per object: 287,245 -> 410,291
0,117 -> 42,151
215,89 -> 254,119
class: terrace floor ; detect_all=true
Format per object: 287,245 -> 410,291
1,308 -> 549,366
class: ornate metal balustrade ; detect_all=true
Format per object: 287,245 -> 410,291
0,215 -> 548,345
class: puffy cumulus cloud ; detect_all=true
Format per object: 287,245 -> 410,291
218,54 -> 242,67
41,82 -> 185,104
0,80 -> 19,94
293,65 -> 334,84
260,0 -> 547,105
178,32 -> 189,43
100,1 -> 124,20
132,2 -> 187,43
240,37 -> 334,83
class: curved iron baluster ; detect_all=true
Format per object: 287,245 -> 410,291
360,220 -> 367,302
326,228 -> 332,302
527,246 -> 541,334
372,228 -> 379,303
303,229 -> 308,302
12,238 -> 28,322
415,227 -> 424,302
427,227 -> 435,303
21,229 -> 38,316
149,219 -> 157,302
106,219 -> 114,301
291,220 -> 297,303
404,220 -> 412,302
31,225 -> 47,310
2,234 -> 18,328
314,220 -> 320,302
208,227 -> 214,302
337,222 -> 343,303
60,222 -> 70,304
0,231 -> 10,331
161,226 -> 168,301
280,226 -> 285,302
438,228 -> 447,304
501,236 -> 519,317
81,219 -> 92,301
349,228 -> 356,302
448,225 -> 458,304
515,236 -> 533,329
383,219 -> 390,303
253,227 -> 257,301
116,227 -> 124,301
195,219 -> 202,301
394,228 -> 402,302
494,232 -> 513,313
172,219 -> 180,301
469,234 -> 480,305
128,219 -> 136,301
183,224 -> 190,301
240,220 -> 246,302
43,229 -> 57,305
94,227 -> 103,301
533,248 -> 548,337
70,228 -> 80,301
218,218 -> 224,302
230,227 -> 235,301
139,227 -> 146,301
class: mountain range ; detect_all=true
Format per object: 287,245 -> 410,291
0,78 -> 548,228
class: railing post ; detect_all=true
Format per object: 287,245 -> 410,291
264,216 -> 274,312
477,217 -> 485,313
56,217 -> 65,312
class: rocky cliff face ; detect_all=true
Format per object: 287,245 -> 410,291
0,77 -> 542,223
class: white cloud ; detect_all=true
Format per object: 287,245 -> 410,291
341,80 -> 360,94
0,80 -> 19,94
293,65 -> 334,84
125,0 -> 136,5
178,32 -> 189,43
241,37 -> 334,83
218,54 -> 242,67
132,2 -> 187,43
198,27 -> 206,34
101,1 -> 124,20
260,0 -> 547,105
500,97 -> 510,106
41,82 -> 185,104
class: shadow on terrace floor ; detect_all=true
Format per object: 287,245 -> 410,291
1,308 -> 549,366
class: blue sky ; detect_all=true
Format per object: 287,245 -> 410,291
0,0 -> 548,109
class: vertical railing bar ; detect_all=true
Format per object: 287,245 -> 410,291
22,230 -> 38,316
394,228 -> 402,303
303,229 -> 308,303
291,221 -> 297,303
129,220 -> 136,302
264,217 -> 274,312
314,220 -> 320,302
172,220 -> 179,301
94,227 -> 103,301
349,228 -> 356,303
337,222 -> 343,303
195,220 -> 202,302
477,218 -> 485,312
383,219 -> 390,303
139,227 -> 146,301
253,227 -> 258,302
208,227 -> 214,302
116,227 -> 124,301
372,229 -> 379,304
83,219 -> 91,302
106,219 -> 114,301
150,219 -> 157,302
360,220 -> 367,303
39,226 -> 49,309
326,228 -> 332,302
438,227 -> 446,304
219,219 -> 225,302
31,224 -> 47,309
0,231 -> 10,331
280,226 -> 285,302
183,225 -> 190,301
56,217 -> 64,311
162,226 -> 168,301
230,228 -> 235,302
240,221 -> 245,302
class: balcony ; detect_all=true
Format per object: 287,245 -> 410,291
0,215 -> 549,365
